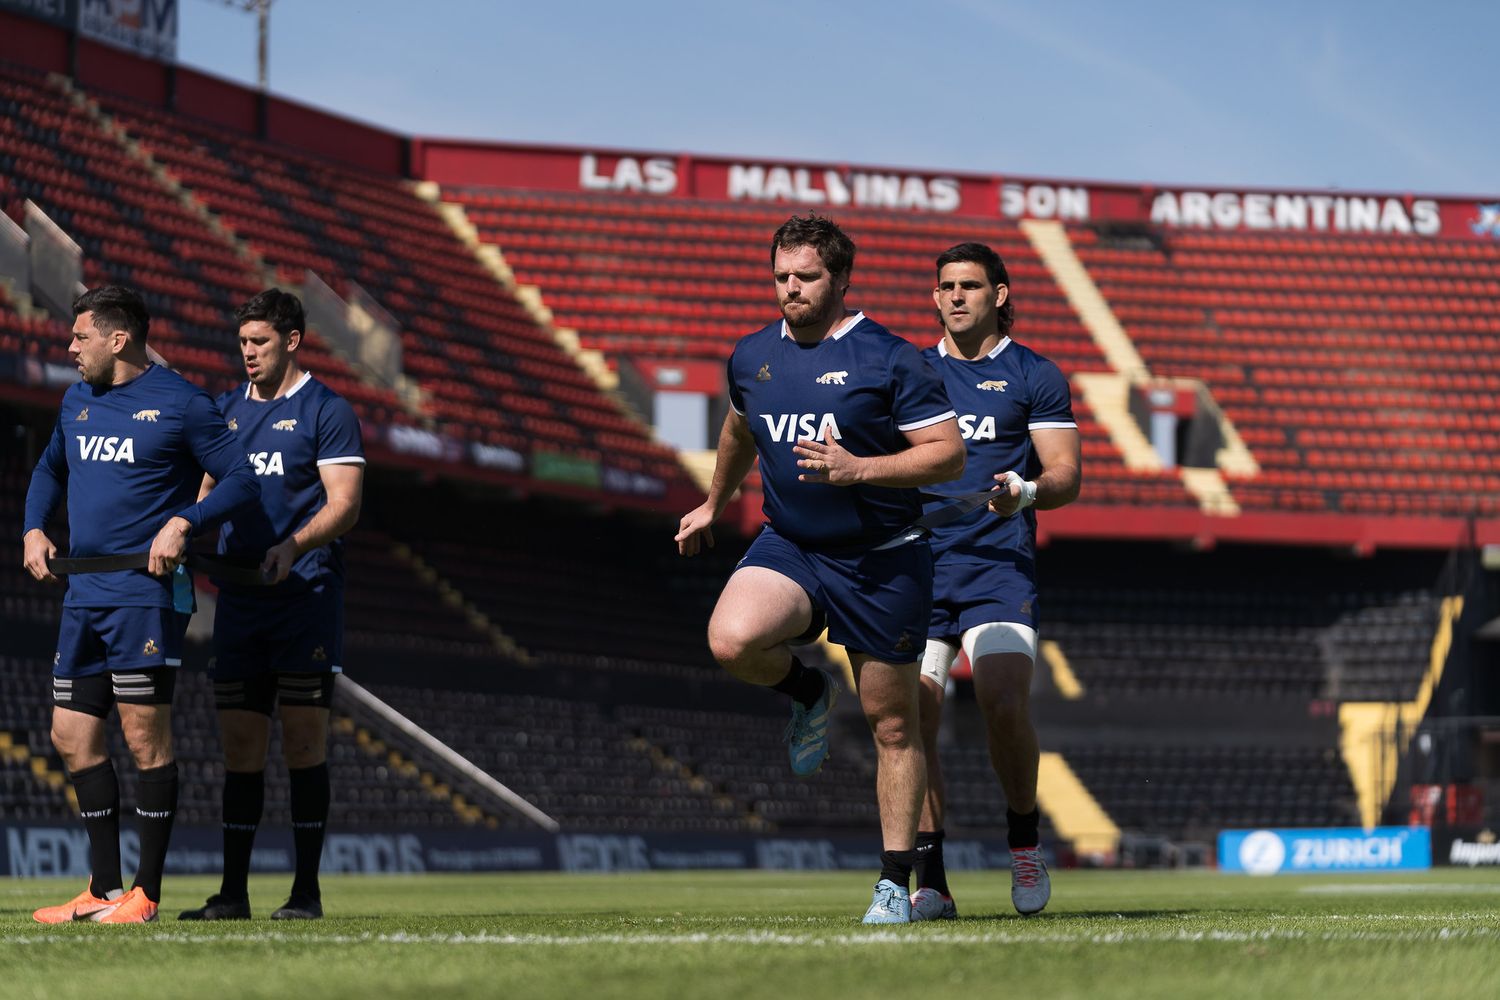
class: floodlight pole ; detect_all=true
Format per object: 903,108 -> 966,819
255,0 -> 269,91
210,0 -> 273,91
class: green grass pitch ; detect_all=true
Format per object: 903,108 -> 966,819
3,868 -> 1498,999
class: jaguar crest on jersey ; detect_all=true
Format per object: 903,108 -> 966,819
977,380 -> 1009,392
132,409 -> 161,422
272,418 -> 298,432
815,370 -> 849,385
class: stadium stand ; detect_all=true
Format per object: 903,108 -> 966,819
88,90 -> 689,490
3,25 -> 1497,862
444,188 -> 1201,507
0,62 -> 398,422
0,659 -> 475,830
1061,743 -> 1359,844
1045,541 -> 1447,703
1071,224 -> 1500,518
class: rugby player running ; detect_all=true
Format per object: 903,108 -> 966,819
677,216 -> 964,923
908,243 -> 1080,920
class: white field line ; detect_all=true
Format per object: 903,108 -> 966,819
3,925 -> 1499,948
1299,883 -> 1500,895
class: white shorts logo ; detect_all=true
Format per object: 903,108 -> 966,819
1239,830 -> 1285,876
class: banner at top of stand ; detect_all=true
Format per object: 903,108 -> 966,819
0,0 -> 178,60
415,140 -> 1500,242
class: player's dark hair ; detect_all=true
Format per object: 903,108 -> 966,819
936,242 -> 1014,337
772,215 -> 856,278
235,287 -> 305,339
73,285 -> 150,343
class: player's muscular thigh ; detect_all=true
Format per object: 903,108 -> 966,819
708,567 -> 812,665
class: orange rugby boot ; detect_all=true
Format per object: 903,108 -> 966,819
32,885 -> 123,924
94,886 -> 158,923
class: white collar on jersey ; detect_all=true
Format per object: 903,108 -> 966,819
780,311 -> 865,341
244,370 -> 313,400
937,336 -> 1011,360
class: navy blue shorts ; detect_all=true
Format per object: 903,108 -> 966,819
211,585 -> 344,682
738,524 -> 933,663
929,558 -> 1038,642
54,606 -> 190,679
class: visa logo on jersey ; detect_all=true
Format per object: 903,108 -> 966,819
248,451 -> 285,476
75,435 -> 136,462
957,415 -> 998,441
760,413 -> 843,444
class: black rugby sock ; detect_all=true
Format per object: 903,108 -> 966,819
70,760 -> 123,898
771,656 -> 826,709
914,829 -> 950,895
1007,806 -> 1041,850
878,848 -> 917,890
219,769 -> 265,901
132,761 -> 179,903
288,763 -> 330,900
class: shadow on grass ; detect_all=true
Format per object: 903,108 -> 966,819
958,908 -> 1202,924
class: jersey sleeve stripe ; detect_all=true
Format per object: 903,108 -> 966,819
1028,421 -> 1078,430
897,410 -> 957,432
315,456 -> 367,466
729,400 -> 746,416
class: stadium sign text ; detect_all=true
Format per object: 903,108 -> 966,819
1000,183 -> 1090,221
1,824 -> 1046,875
1449,838 -> 1500,867
728,164 -> 960,213
579,155 -> 677,195
1150,191 -> 1441,236
1218,826 -> 1431,875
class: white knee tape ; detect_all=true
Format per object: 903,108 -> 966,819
961,621 -> 1038,665
920,639 -> 958,687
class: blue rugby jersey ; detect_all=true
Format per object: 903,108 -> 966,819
215,372 -> 365,595
920,337 -> 1076,567
23,364 -> 261,608
727,313 -> 955,550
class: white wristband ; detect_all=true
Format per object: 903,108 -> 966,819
1003,471 -> 1038,511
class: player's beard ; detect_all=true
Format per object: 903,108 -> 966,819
79,355 -> 114,387
782,295 -> 836,330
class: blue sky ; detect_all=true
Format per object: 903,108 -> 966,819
180,0 -> 1496,196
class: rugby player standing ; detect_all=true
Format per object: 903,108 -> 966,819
677,216 -> 964,923
179,289 -> 364,921
23,285 -> 260,923
907,243 -> 1080,920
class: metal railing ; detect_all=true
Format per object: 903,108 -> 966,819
300,270 -> 403,389
0,209 -> 28,291
24,201 -> 82,320
334,676 -> 559,832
